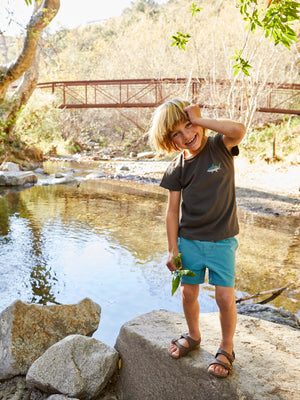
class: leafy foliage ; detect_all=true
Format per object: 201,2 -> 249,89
231,0 -> 300,75
171,2 -> 202,51
242,116 -> 300,162
15,92 -> 66,154
171,32 -> 191,50
172,0 -> 299,75
190,2 -> 203,17
231,49 -> 252,76
239,0 -> 299,49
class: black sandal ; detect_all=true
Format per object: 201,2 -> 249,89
208,348 -> 235,378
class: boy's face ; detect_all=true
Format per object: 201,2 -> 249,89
171,120 -> 206,158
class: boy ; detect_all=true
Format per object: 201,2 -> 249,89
149,98 -> 245,378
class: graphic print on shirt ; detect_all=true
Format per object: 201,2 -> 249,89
207,163 -> 221,173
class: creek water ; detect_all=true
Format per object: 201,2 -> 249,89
0,164 -> 299,345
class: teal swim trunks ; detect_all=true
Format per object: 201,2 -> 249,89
178,236 -> 238,287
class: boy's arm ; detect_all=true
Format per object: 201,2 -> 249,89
184,104 -> 246,151
165,190 -> 181,272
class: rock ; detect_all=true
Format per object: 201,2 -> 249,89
54,172 -> 65,178
0,376 -> 28,400
47,396 -> 79,400
0,171 -> 37,186
136,151 -> 155,160
0,298 -> 101,379
119,165 -> 130,171
52,173 -> 76,184
237,303 -> 299,329
47,396 -> 78,400
0,375 -> 47,400
0,162 -> 21,171
34,168 -> 47,175
85,171 -> 107,179
115,310 -> 300,400
26,335 -> 119,399
38,173 -> 77,186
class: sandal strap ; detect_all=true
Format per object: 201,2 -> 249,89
181,333 -> 201,347
209,358 -> 233,372
215,348 -> 235,364
170,333 -> 201,357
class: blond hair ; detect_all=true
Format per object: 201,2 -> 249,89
149,98 -> 191,154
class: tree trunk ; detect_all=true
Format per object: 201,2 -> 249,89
0,0 -> 60,138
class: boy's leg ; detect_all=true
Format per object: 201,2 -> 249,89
208,285 -> 236,376
169,283 -> 201,357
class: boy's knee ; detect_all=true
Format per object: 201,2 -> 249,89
181,284 -> 199,304
215,290 -> 235,310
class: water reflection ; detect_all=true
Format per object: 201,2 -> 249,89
0,179 -> 299,345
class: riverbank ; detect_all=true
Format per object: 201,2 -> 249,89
46,153 -> 300,216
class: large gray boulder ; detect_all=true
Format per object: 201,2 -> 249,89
0,161 -> 21,171
115,310 -> 300,400
0,170 -> 37,186
26,335 -> 119,399
0,298 -> 101,379
237,303 -> 298,329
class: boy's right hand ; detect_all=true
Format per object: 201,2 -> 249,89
184,104 -> 202,125
166,250 -> 182,272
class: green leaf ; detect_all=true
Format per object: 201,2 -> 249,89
172,275 -> 181,295
170,31 -> 191,50
190,3 -> 203,17
173,252 -> 182,268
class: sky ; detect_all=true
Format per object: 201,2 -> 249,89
0,0 -> 167,36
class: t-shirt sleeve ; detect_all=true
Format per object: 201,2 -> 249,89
159,155 -> 182,191
215,133 -> 239,157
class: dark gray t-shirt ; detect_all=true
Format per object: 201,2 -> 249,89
160,133 -> 239,241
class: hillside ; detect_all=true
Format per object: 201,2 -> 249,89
1,0 -> 299,162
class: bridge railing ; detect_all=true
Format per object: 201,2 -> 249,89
36,78 -> 300,115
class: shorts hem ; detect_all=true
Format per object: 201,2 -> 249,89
209,280 -> 235,288
181,277 -> 205,285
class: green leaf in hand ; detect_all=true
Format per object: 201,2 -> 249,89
171,253 -> 196,295
173,252 -> 182,269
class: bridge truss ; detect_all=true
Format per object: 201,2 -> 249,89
36,78 -> 300,115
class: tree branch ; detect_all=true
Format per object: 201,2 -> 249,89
236,277 -> 299,304
0,0 -> 60,99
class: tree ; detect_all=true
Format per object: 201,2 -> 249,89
0,0 -> 60,158
172,0 -> 300,77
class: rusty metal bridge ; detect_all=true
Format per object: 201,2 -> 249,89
36,78 -> 300,115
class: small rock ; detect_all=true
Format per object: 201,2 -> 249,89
26,335 -> 119,399
129,152 -> 137,158
136,151 -> 155,160
119,165 -> 130,171
55,172 -> 65,178
34,168 -> 46,175
85,171 -> 107,180
52,174 -> 76,185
